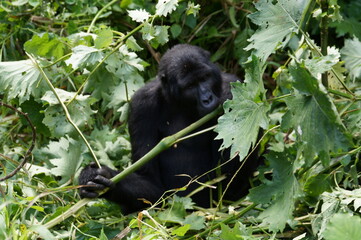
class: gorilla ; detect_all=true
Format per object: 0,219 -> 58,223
79,44 -> 258,214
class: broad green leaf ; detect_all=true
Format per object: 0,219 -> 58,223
324,214 -> 361,240
0,60 -> 45,103
304,174 -> 332,197
24,33 -> 67,59
341,38 -> 361,80
95,28 -> 113,49
38,136 -> 84,184
219,222 -> 256,240
215,56 -> 269,160
42,88 -> 96,138
170,24 -> 182,38
183,213 -> 205,230
155,0 -> 178,17
65,45 -> 104,69
245,0 -> 308,62
171,224 -> 190,237
153,25 -> 169,45
89,126 -> 131,168
283,63 -> 350,165
158,196 -> 194,224
249,150 -> 300,232
126,36 -> 143,51
128,9 -> 151,23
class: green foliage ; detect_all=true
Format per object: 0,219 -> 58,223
0,0 -> 361,239
324,214 -> 361,240
245,0 -> 309,62
216,56 -> 269,160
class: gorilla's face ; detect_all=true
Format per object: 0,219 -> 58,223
159,44 -> 223,116
177,63 -> 222,116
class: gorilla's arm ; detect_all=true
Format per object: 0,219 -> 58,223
79,80 -> 166,213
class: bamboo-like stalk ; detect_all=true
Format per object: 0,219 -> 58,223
43,106 -> 223,229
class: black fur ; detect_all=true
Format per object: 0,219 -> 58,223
79,44 -> 258,214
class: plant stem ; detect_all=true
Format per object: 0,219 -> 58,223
43,106 -> 223,229
320,0 -> 329,88
189,203 -> 257,239
111,106 -> 223,184
87,0 -> 119,33
27,53 -> 101,168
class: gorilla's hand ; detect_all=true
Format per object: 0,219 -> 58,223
78,162 -> 117,198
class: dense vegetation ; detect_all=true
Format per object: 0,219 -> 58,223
0,0 -> 361,239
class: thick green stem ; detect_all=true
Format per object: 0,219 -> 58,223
111,106 -> 222,184
44,106 -> 223,229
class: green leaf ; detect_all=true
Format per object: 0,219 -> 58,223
155,0 -> 178,17
126,36 -> 143,51
220,222 -> 244,240
183,213 -> 205,230
171,224 -> 191,237
38,136 -> 84,184
170,24 -> 182,38
341,37 -> 361,80
249,149 -> 300,232
153,25 -> 169,45
283,63 -> 350,165
324,214 -> 361,240
304,174 -> 332,197
0,60 -> 45,103
24,33 -> 67,59
215,56 -> 269,160
95,28 -> 113,49
245,0 -> 308,62
42,88 -> 96,138
65,45 -> 104,69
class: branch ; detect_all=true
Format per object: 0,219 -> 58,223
43,106 -> 223,229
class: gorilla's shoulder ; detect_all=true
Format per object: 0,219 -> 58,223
130,78 -> 163,113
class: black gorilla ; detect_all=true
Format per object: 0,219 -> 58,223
79,44 -> 258,214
